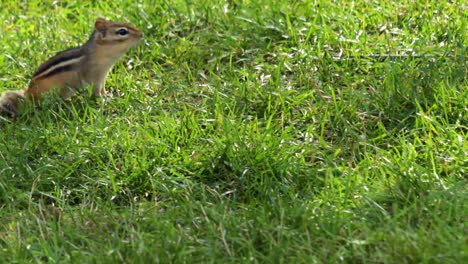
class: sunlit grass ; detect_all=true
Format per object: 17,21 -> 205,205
0,0 -> 466,262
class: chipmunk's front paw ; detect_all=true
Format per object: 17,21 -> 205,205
94,92 -> 114,105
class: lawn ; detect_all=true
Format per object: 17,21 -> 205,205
0,0 -> 466,263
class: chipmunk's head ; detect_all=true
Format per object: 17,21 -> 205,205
93,18 -> 143,58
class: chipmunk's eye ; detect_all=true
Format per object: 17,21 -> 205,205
116,28 -> 129,36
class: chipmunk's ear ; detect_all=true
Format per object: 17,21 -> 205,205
95,18 -> 108,35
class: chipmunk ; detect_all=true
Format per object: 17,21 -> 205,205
0,17 -> 143,117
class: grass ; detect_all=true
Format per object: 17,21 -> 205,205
0,0 -> 466,262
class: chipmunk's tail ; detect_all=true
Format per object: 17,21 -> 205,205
0,89 -> 26,118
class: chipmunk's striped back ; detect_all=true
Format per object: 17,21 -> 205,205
33,47 -> 84,80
